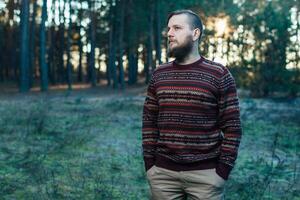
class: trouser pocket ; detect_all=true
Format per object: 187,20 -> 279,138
146,165 -> 156,179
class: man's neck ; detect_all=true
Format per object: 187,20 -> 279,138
175,52 -> 201,65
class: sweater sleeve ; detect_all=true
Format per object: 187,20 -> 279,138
142,74 -> 159,171
216,67 -> 242,180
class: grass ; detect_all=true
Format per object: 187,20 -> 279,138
0,91 -> 299,199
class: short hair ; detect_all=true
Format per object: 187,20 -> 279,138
167,10 -> 203,42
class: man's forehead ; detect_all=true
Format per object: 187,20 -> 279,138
168,14 -> 189,27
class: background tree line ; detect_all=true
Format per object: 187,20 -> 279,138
0,0 -> 299,97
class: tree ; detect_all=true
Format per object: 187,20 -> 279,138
126,0 -> 138,85
88,0 -> 97,87
19,0 -> 30,92
40,0 -> 48,91
0,0 -> 299,96
145,0 -> 154,84
48,0 -> 57,84
29,0 -> 37,87
117,0 -> 125,90
58,0 -> 66,83
66,0 -> 73,90
107,0 -> 117,88
154,0 -> 162,65
77,1 -> 84,82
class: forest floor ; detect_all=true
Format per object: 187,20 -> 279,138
0,84 -> 299,199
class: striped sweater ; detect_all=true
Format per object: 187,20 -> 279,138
142,56 -> 242,180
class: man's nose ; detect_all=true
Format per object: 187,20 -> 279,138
167,28 -> 174,37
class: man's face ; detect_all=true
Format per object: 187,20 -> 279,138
167,14 -> 194,61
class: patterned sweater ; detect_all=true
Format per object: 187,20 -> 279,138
142,56 -> 242,180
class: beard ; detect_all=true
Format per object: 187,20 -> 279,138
167,35 -> 193,62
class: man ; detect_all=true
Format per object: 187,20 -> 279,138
142,10 -> 242,200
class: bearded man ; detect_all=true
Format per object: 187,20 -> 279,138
142,10 -> 242,200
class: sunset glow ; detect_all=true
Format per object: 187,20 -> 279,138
215,18 -> 228,37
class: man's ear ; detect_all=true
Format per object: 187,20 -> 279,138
193,28 -> 201,41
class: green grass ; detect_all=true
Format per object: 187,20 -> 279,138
0,94 -> 299,199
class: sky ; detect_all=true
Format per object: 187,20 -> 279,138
0,1 -> 6,10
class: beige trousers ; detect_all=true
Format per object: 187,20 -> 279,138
146,166 -> 225,200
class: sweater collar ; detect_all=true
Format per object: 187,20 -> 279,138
173,56 -> 204,68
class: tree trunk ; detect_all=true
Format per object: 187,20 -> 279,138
77,2 -> 83,82
19,0 -> 30,92
5,0 -> 16,81
29,0 -> 37,88
165,36 -> 169,63
66,0 -> 73,90
58,0 -> 66,83
154,0 -> 162,65
295,10 -> 299,68
106,5 -> 113,87
133,50 -> 138,84
48,0 -> 56,85
108,0 -> 117,88
128,49 -> 133,85
118,0 -> 125,90
145,1 -> 154,84
40,0 -> 48,91
88,0 -> 96,87
0,25 -> 4,81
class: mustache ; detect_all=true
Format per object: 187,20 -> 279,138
168,40 -> 177,44
168,38 -> 176,43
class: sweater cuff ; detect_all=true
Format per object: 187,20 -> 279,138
144,157 -> 155,171
216,162 -> 233,180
